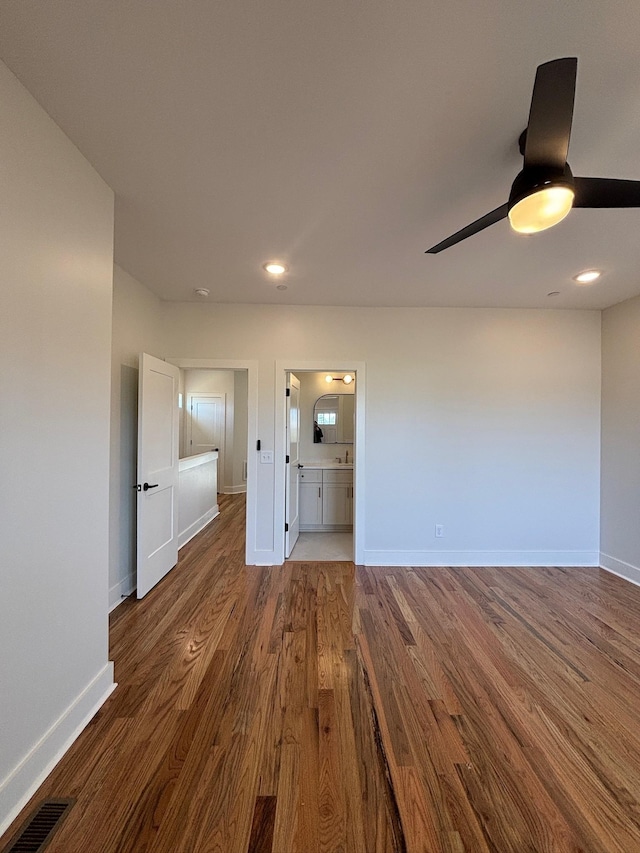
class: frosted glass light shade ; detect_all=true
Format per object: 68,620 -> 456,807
508,186 -> 574,234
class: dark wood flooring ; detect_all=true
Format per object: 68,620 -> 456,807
3,493 -> 640,851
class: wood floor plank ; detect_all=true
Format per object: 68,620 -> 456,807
4,499 -> 640,852
248,796 -> 277,853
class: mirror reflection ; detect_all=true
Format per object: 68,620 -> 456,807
313,394 -> 354,444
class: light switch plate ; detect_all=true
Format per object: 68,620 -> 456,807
260,451 -> 274,464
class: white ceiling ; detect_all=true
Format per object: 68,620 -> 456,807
1,0 -> 640,309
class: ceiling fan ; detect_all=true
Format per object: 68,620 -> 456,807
426,57 -> 640,254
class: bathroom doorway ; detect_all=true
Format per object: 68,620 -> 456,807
282,368 -> 360,562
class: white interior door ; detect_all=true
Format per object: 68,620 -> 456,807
285,373 -> 301,557
187,394 -> 225,455
137,353 -> 180,599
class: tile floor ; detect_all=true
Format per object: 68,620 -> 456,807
288,531 -> 353,561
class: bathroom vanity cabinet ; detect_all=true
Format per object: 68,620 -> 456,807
299,466 -> 353,530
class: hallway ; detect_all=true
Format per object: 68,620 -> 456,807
3,494 -> 640,851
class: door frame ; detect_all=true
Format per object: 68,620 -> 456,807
167,358 -> 258,566
275,360 -> 366,565
284,372 -> 301,558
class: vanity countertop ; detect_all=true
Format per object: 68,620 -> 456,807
301,462 -> 353,470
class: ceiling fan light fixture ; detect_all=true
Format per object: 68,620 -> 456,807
508,168 -> 575,234
508,186 -> 574,233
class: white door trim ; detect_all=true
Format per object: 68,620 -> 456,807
274,360 -> 366,566
167,358 -> 259,566
285,373 -> 301,557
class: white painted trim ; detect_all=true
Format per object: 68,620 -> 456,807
275,361 -> 366,567
167,359 -> 259,565
109,574 -> 136,612
221,484 -> 247,495
0,663 -> 116,837
178,506 -> 220,549
178,450 -> 218,472
600,553 -> 640,588
362,550 -> 600,567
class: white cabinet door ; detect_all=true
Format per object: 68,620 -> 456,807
300,481 -> 323,525
322,483 -> 351,525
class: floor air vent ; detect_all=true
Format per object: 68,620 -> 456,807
2,799 -> 75,853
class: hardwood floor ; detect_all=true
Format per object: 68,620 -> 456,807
3,493 -> 640,851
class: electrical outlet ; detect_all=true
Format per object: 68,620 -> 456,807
259,451 -> 273,464
435,524 -> 444,538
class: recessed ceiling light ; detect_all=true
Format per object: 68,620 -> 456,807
263,262 -> 288,275
194,288 -> 210,297
573,269 -> 602,284
547,291 -> 560,297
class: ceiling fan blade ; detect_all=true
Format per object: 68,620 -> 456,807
524,57 -> 577,170
426,203 -> 508,253
573,177 -> 640,208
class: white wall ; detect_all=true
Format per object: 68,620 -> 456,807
178,452 -> 220,548
109,266 -> 164,609
162,303 -> 602,567
0,61 -> 115,833
601,294 -> 640,585
298,371 -> 355,464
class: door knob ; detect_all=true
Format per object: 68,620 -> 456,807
143,482 -> 159,491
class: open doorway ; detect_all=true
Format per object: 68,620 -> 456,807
179,368 -> 249,497
169,358 -> 258,567
284,368 -> 358,562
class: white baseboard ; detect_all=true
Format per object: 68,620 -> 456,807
178,505 -> 220,549
362,549 -> 600,567
0,663 -> 116,837
220,484 -> 247,495
600,553 -> 640,588
109,574 -> 136,612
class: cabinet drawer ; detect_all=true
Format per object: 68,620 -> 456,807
323,469 -> 353,484
299,469 -> 322,483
